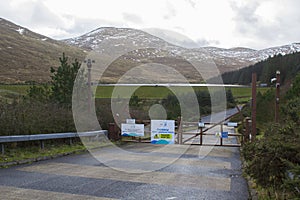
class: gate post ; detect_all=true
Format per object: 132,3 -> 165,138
177,117 -> 183,144
251,73 -> 257,140
108,123 -> 120,141
244,117 -> 251,143
220,124 -> 223,146
200,127 -> 203,145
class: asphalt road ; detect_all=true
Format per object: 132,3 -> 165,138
201,106 -> 242,124
0,139 -> 249,199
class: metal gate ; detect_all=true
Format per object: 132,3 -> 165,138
176,106 -> 243,147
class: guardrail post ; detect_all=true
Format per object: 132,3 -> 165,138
69,138 -> 73,146
40,140 -> 44,149
1,144 -> 4,155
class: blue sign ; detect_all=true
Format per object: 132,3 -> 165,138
221,132 -> 228,139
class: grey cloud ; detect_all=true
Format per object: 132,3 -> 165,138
230,1 -> 260,34
60,16 -> 124,39
164,1 -> 177,20
0,1 -> 34,27
274,0 -> 300,43
122,13 -> 143,24
30,1 -> 63,27
143,28 -> 217,48
0,1 -> 64,36
0,1 -> 124,39
230,0 -> 300,48
185,0 -> 196,8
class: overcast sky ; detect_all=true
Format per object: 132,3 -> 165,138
1,0 -> 300,49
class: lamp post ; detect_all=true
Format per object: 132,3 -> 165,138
275,70 -> 280,123
84,59 -> 94,113
251,73 -> 257,140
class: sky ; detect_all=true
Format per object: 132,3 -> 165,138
1,0 -> 300,50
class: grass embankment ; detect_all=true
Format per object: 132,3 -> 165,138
0,141 -> 86,167
0,85 -> 30,94
0,85 -> 30,103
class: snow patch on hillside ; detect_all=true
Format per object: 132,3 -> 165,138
16,28 -> 24,35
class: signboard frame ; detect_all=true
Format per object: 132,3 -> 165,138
121,123 -> 144,137
151,120 -> 175,144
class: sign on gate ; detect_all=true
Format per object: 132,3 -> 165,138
221,132 -> 229,139
227,122 -> 238,127
126,119 -> 136,124
121,123 -> 144,137
216,131 -> 229,139
151,120 -> 175,144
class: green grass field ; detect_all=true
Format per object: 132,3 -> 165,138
95,86 -> 203,99
95,85 -> 270,101
230,87 -> 269,103
0,84 -> 270,103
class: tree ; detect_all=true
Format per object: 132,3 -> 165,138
226,89 -> 235,107
27,84 -> 51,103
50,53 -> 81,105
242,123 -> 300,195
286,73 -> 300,100
242,71 -> 300,198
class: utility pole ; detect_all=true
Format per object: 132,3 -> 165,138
251,73 -> 257,140
275,70 -> 280,123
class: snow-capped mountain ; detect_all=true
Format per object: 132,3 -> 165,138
63,27 -> 300,74
1,16 -> 300,84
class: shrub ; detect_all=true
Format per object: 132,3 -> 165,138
242,123 -> 300,198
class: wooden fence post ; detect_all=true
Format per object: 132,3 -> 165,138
1,144 -> 4,155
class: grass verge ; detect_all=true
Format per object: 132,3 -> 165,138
0,141 -> 86,168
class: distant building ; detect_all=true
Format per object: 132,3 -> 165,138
260,83 -> 268,87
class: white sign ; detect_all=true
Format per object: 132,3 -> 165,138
227,122 -> 238,127
121,124 -> 144,137
151,120 -> 175,144
198,122 -> 205,128
126,119 -> 135,124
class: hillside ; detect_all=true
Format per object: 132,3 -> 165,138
0,18 -> 86,83
64,27 -> 300,78
217,52 -> 300,85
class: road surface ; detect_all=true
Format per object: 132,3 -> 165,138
0,142 -> 249,199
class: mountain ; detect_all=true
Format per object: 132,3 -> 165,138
64,27 -> 300,78
204,43 -> 300,71
1,17 -> 300,84
0,18 -> 86,83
